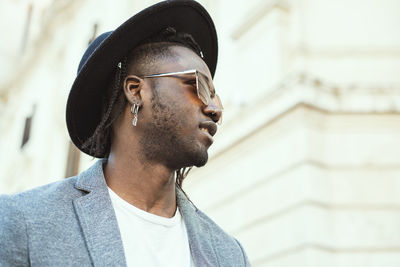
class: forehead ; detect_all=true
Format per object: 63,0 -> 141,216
157,45 -> 212,79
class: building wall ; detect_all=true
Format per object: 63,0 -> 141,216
184,0 -> 400,266
1,0 -> 399,266
0,0 -> 159,191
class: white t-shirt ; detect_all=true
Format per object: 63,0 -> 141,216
108,188 -> 195,267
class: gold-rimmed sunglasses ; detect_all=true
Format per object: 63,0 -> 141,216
142,69 -> 223,124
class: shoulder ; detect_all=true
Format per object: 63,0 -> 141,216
0,194 -> 30,265
194,208 -> 250,266
1,175 -> 78,204
177,187 -> 250,266
0,176 -> 82,265
1,176 -> 81,223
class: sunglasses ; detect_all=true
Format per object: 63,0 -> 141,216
143,69 -> 223,124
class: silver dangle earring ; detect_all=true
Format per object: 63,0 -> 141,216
130,103 -> 140,126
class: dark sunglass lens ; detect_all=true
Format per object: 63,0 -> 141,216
214,94 -> 223,110
197,74 -> 210,105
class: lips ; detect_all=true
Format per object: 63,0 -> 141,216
199,121 -> 217,137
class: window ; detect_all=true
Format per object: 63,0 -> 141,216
21,116 -> 32,148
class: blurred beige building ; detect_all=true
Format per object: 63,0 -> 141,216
1,0 -> 400,266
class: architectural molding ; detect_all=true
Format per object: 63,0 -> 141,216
231,0 -> 289,40
252,243 -> 400,265
0,0 -> 83,103
199,158 -> 400,214
232,200 -> 400,236
294,45 -> 400,58
211,72 -> 400,160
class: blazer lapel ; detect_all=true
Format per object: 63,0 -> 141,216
73,160 -> 126,267
177,187 -> 219,267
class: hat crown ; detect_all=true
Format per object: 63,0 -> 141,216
78,31 -> 112,74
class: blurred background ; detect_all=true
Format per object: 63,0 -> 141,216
1,0 -> 400,266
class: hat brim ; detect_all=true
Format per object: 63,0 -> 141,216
66,0 -> 218,157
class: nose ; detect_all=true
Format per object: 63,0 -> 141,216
203,100 -> 223,124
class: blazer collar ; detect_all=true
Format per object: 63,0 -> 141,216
177,187 -> 220,267
74,159 -> 108,192
73,159 -> 126,266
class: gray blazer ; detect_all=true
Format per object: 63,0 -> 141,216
0,160 -> 250,266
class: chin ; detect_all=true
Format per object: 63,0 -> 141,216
188,145 -> 209,167
165,144 -> 208,170
192,153 -> 208,167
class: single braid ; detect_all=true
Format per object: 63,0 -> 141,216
104,59 -> 128,129
175,166 -> 196,206
175,167 -> 192,188
82,58 -> 127,157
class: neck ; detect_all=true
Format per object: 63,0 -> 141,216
104,151 -> 177,218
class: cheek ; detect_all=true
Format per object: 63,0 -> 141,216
179,91 -> 203,122
148,94 -> 185,128
152,83 -> 202,128
172,99 -> 197,126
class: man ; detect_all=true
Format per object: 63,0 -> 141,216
0,1 -> 250,266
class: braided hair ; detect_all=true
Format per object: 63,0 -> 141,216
82,27 -> 203,188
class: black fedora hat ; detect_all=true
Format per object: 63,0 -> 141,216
66,0 -> 218,157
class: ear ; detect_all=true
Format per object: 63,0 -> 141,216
123,75 -> 144,105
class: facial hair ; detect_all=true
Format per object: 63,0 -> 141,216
138,88 -> 208,170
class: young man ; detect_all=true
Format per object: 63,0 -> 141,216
0,1 -> 250,266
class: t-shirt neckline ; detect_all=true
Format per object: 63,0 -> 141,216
108,187 -> 181,227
